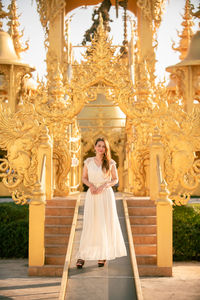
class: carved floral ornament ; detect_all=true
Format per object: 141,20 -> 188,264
64,16 -> 200,204
0,102 -> 52,204
1,10 -> 200,206
30,14 -> 140,124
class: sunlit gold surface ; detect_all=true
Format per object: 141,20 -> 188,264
1,8 -> 200,204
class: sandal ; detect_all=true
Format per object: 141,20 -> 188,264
76,259 -> 85,269
98,260 -> 106,267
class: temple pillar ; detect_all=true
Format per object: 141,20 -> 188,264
48,9 -> 65,64
136,7 -> 156,79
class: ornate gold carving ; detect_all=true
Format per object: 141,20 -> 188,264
7,0 -> 29,58
172,0 -> 194,61
29,55 -> 75,196
35,0 -> 66,28
137,0 -> 167,29
71,15 -> 134,119
1,6 -> 199,207
0,1 -> 8,30
0,102 -> 51,204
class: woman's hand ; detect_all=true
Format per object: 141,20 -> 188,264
89,184 -> 97,194
96,183 -> 108,194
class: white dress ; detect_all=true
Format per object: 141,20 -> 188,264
76,157 -> 127,260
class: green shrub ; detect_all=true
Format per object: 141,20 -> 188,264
173,204 -> 200,261
0,202 -> 28,224
0,202 -> 29,258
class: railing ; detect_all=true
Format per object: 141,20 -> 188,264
59,193 -> 81,300
122,196 -> 144,300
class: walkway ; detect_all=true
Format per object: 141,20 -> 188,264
65,194 -> 137,300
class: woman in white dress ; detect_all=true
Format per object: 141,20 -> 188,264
76,137 -> 127,268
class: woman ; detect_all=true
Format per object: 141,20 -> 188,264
76,137 -> 127,268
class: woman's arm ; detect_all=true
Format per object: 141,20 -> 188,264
105,163 -> 119,187
96,163 -> 119,193
82,164 -> 97,194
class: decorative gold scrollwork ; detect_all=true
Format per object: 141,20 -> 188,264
0,102 -> 51,204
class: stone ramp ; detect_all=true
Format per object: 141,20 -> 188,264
65,196 -> 138,300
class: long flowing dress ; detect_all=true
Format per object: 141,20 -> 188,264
76,157 -> 127,260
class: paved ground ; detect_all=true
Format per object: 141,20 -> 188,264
141,261 -> 200,300
0,260 -> 200,299
0,259 -> 61,299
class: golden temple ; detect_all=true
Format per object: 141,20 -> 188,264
0,0 -> 200,298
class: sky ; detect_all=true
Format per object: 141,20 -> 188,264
2,0 -> 200,82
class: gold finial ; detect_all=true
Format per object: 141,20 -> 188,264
172,0 -> 194,60
7,0 -> 29,58
0,1 -> 8,31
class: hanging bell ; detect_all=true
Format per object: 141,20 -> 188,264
0,31 -> 34,69
0,31 -> 19,64
175,30 -> 200,67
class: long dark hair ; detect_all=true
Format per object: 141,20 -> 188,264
95,137 -> 111,173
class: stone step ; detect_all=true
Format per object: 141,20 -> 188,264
129,216 -> 156,225
136,255 -> 157,265
45,216 -> 73,225
128,207 -> 156,216
131,225 -> 156,234
46,199 -> 76,207
45,234 -> 69,245
45,254 -> 65,265
134,244 -> 157,255
46,207 -> 75,216
138,265 -> 172,277
45,224 -> 71,235
133,234 -> 157,244
127,199 -> 155,207
45,244 -> 67,255
29,265 -> 63,277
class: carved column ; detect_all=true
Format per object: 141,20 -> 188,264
136,7 -> 155,80
48,9 -> 65,65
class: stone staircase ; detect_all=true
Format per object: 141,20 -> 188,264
127,197 -> 171,276
29,196 -> 77,276
29,194 -> 171,277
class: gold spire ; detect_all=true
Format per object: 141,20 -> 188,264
172,0 -> 194,60
7,0 -> 29,58
0,1 -> 8,31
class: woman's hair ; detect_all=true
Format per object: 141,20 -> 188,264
95,137 -> 111,173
